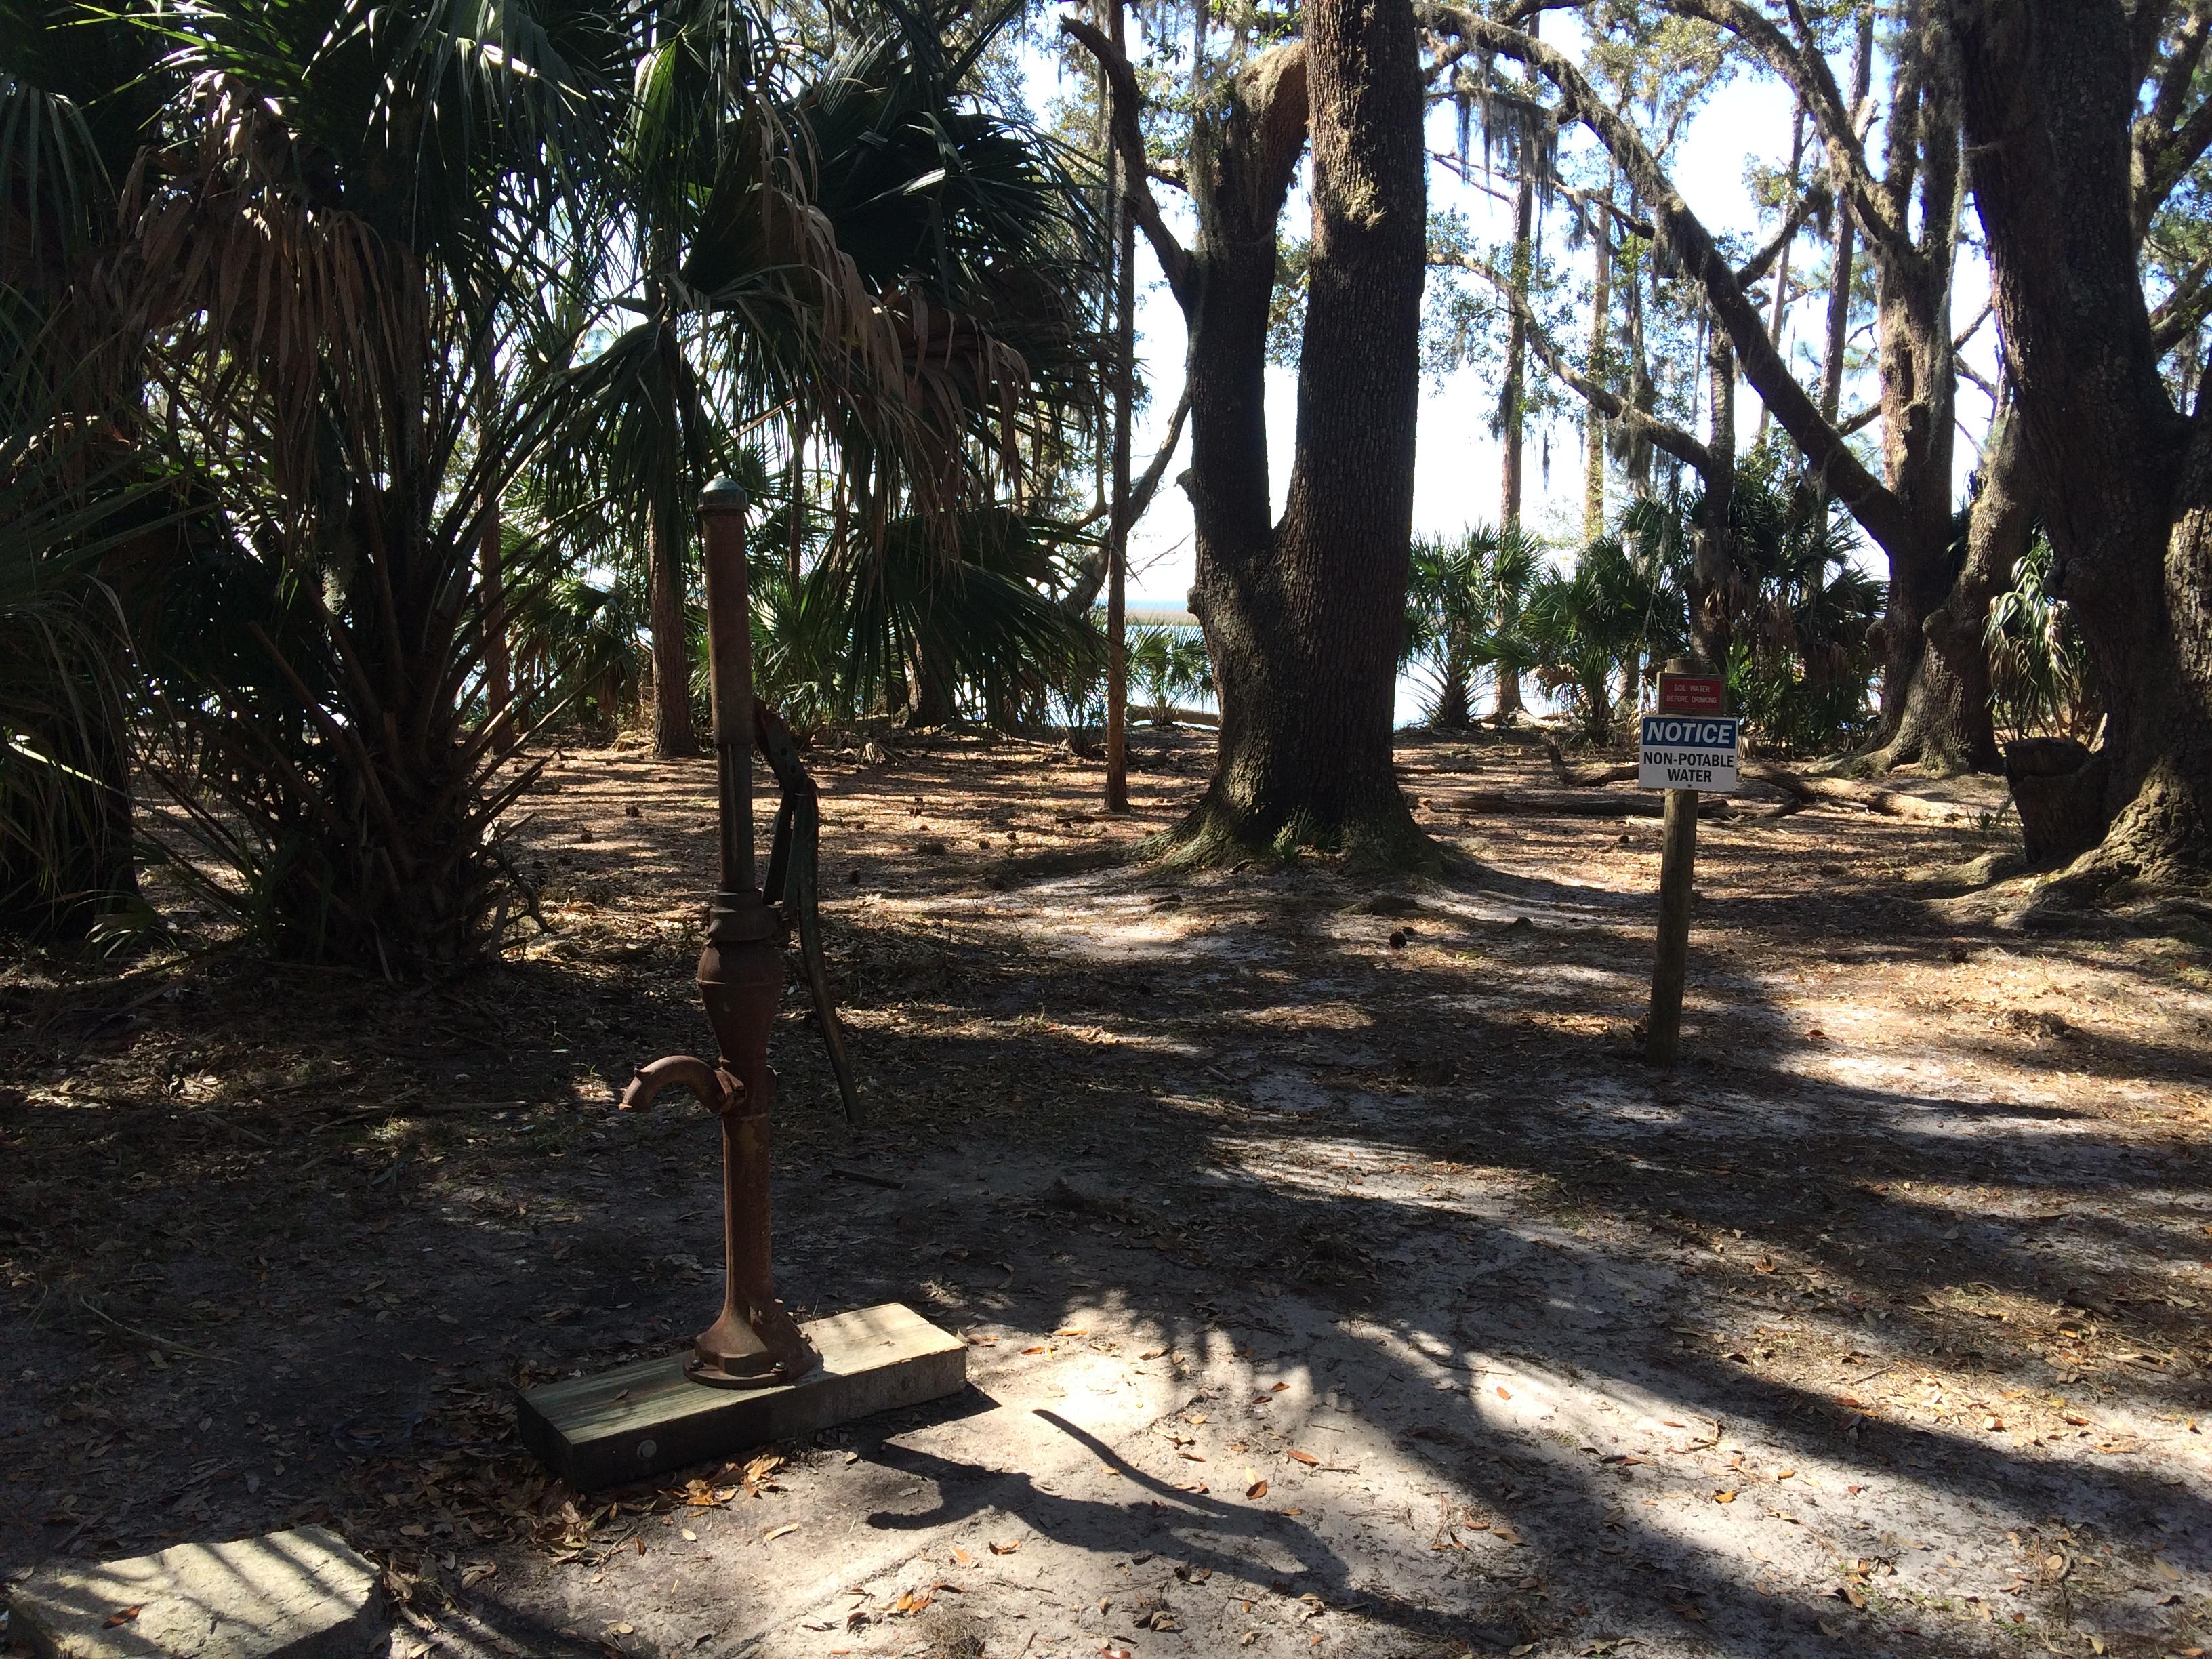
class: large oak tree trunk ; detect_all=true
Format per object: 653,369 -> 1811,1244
1181,0 -> 1429,865
1889,401 -> 2027,775
1954,0 -> 2212,883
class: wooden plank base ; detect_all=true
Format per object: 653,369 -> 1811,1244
516,1303 -> 966,1490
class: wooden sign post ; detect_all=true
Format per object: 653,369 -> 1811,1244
1640,661 -> 1737,1067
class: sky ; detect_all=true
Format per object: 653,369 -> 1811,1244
1021,15 -> 2003,626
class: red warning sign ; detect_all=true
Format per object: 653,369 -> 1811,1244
1656,673 -> 1725,714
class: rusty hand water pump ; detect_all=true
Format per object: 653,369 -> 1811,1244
619,479 -> 861,1390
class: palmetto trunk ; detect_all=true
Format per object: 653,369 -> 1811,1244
1690,330 -> 1736,671
647,308 -> 699,759
1494,136 -> 1536,719
1584,214 -> 1611,541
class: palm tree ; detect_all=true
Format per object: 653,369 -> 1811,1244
534,0 -> 1104,741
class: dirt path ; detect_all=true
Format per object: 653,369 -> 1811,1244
4,730 -> 2209,1658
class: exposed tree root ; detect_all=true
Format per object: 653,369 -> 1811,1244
1148,790 -> 1450,877
1740,764 -> 1988,823
1540,737 -> 1636,788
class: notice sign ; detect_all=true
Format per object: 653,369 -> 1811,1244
1639,714 -> 1740,793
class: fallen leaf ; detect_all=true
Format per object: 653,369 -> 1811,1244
988,1540 -> 1020,1555
1054,1327 -> 1088,1337
764,1524 -> 798,1542
1139,1347 -> 1168,1360
1286,1449 -> 1319,1466
1714,1490 -> 1736,1504
1497,1386 -> 1512,1399
104,1608 -> 142,1629
680,1529 -> 697,1542
1492,1525 -> 1523,1545
1021,1345 -> 1047,1355
609,1624 -> 634,1637
1271,1381 -> 1290,1392
1246,1479 -> 1269,1500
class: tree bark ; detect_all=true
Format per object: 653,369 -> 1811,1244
1952,0 -> 2212,883
1584,207 -> 1612,539
1866,15 -> 1963,754
478,489 -> 513,755
1883,395 -> 2026,774
647,485 -> 697,757
1501,165 -> 1534,535
1066,4 -> 1433,867
1104,0 -> 1135,814
1492,39 -> 1540,720
1690,329 -> 1737,670
1755,103 -> 1805,446
1818,12 -> 1874,428
646,312 -> 699,760
1623,241 -> 1656,498
1187,0 -> 1430,863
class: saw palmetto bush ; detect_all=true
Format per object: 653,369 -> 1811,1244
0,0 -> 1103,970
1986,529 -> 2097,745
1402,524 -> 1547,729
1526,537 -> 1671,745
0,3 -> 173,938
101,0 -> 637,971
0,375 -> 162,939
1717,459 -> 1885,756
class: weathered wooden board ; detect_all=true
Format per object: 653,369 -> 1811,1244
516,1303 -> 966,1490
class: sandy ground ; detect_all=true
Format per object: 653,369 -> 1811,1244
3,727 -> 2209,1659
